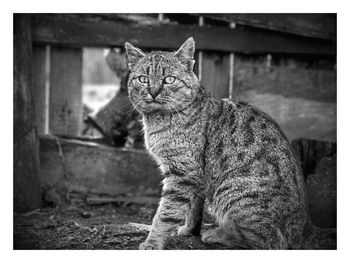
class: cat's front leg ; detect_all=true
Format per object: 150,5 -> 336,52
139,195 -> 187,249
139,176 -> 202,249
177,195 -> 205,236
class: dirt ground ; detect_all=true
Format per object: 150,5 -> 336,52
14,202 -> 227,250
14,200 -> 336,250
14,204 -> 156,250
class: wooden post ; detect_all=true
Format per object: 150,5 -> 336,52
199,17 -> 231,99
14,14 -> 42,212
33,45 -> 48,134
49,47 -> 83,136
197,16 -> 204,82
228,22 -> 236,102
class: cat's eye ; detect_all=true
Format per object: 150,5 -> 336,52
163,76 -> 176,84
138,76 -> 149,84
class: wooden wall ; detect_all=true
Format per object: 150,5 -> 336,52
234,54 -> 336,141
39,135 -> 161,199
201,51 -> 231,98
14,14 -> 42,212
29,14 -> 336,142
49,47 -> 83,136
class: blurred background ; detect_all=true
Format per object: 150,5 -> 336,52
82,48 -> 119,113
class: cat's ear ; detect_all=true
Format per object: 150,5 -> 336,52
125,42 -> 146,70
175,37 -> 195,69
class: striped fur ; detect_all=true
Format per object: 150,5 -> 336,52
125,38 -> 336,250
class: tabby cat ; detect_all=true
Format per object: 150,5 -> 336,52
125,38 -> 336,249
85,48 -> 142,148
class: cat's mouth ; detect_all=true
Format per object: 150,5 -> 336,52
144,99 -> 166,105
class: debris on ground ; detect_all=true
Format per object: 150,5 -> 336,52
14,203 -> 232,249
14,204 -> 155,249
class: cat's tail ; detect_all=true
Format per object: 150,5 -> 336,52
303,224 -> 336,249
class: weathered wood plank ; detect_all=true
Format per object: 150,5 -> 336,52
49,47 -> 83,136
14,14 -> 43,212
39,135 -> 161,197
201,52 -> 230,98
31,14 -> 336,55
32,45 -> 47,134
234,54 -> 336,141
200,14 -> 336,41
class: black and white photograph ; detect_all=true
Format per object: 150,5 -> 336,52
9,2 -> 344,256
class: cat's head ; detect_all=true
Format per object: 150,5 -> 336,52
125,37 -> 200,114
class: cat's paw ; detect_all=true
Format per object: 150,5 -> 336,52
201,228 -> 235,247
201,228 -> 221,244
177,225 -> 192,236
139,239 -> 163,250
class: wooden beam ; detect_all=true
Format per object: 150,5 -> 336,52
200,14 -> 336,41
31,14 -> 336,55
39,135 -> 161,197
49,47 -> 83,136
14,14 -> 43,212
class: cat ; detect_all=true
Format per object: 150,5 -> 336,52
85,48 -> 143,148
104,48 -> 143,148
124,37 -> 336,249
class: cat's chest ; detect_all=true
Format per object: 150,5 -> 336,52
145,126 -> 175,157
144,121 -> 187,161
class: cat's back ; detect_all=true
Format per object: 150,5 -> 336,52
205,99 -> 309,248
205,98 -> 293,158
204,98 -> 306,206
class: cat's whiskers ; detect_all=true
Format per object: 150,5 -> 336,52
165,97 -> 183,116
167,102 -> 185,124
124,103 -> 138,120
165,104 -> 174,124
126,95 -> 144,119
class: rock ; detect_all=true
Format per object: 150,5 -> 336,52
306,155 -> 336,228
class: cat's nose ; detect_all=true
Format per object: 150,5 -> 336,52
148,88 -> 161,99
